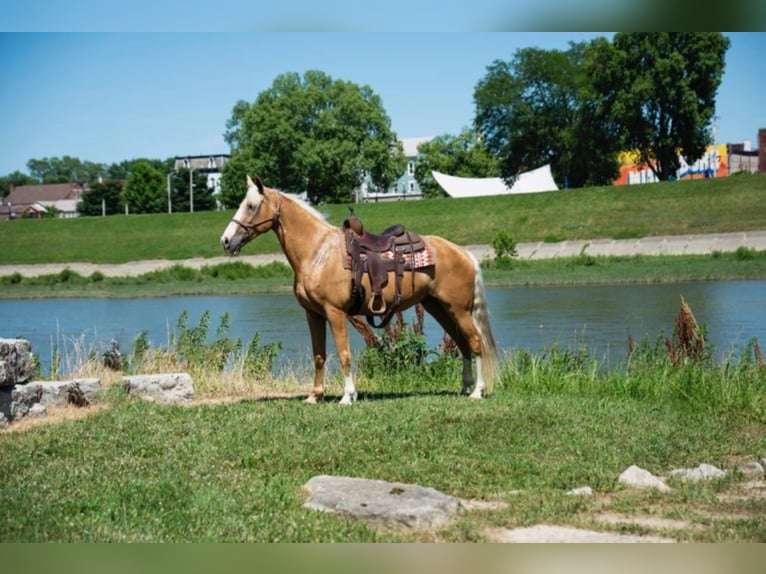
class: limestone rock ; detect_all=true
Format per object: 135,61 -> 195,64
485,524 -> 675,543
123,373 -> 194,403
0,338 -> 36,387
669,463 -> 726,482
567,486 -> 594,497
736,462 -> 764,477
618,465 -> 671,492
303,475 -> 462,530
8,378 -> 101,420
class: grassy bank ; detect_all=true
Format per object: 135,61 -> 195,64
1,297 -> 765,542
1,359 -> 764,542
1,173 -> 765,265
2,249 -> 766,299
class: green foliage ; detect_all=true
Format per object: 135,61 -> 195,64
78,180 -> 124,216
491,230 -> 518,269
169,168 -> 216,212
26,155 -> 105,184
589,33 -> 730,181
356,309 -> 461,392
122,161 -> 165,214
223,70 -> 405,204
413,129 -> 500,198
474,40 -> 621,189
170,310 -> 281,376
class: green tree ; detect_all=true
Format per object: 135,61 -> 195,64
223,70 -> 405,204
220,155 -> 260,209
413,129 -> 501,198
106,158 -> 173,181
170,168 -> 216,212
78,180 -> 124,216
473,41 -> 621,189
26,156 -> 105,184
589,32 -> 730,181
122,162 -> 165,214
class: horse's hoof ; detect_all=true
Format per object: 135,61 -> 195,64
469,390 -> 483,400
305,394 -> 320,404
339,393 -> 357,406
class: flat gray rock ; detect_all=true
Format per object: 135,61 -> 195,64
670,463 -> 726,482
485,525 -> 675,543
123,373 -> 194,403
303,475 -> 462,530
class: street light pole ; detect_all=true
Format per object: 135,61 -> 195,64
167,171 -> 172,213
189,166 -> 194,213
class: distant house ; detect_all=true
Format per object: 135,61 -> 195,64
357,137 -> 433,202
1,182 -> 87,221
173,154 -> 230,203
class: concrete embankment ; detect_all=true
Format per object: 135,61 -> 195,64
2,231 -> 766,278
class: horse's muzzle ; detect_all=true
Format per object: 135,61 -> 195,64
221,234 -> 244,255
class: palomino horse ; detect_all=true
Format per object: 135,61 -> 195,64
220,176 -> 497,405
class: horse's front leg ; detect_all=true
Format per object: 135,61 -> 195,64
305,309 -> 327,404
326,308 -> 357,405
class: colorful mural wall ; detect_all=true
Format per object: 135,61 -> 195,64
614,144 -> 728,186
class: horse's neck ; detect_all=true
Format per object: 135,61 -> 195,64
274,194 -> 336,270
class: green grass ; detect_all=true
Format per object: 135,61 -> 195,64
1,174 -> 765,265
1,381 -> 764,542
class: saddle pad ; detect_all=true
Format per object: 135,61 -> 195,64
343,244 -> 434,270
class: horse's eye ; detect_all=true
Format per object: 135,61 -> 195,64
247,203 -> 255,211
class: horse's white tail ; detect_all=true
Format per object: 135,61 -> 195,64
470,255 -> 498,395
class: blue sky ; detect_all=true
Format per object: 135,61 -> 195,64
1,32 -> 764,176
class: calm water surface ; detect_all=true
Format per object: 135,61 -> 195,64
1,281 -> 764,376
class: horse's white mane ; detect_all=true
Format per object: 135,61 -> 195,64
278,190 -> 328,223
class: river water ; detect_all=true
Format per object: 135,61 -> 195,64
1,281 -> 764,376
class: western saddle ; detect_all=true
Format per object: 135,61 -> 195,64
343,208 -> 428,328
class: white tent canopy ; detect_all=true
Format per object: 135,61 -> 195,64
432,165 -> 558,198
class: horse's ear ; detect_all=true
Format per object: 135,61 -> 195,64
246,175 -> 255,188
254,176 -> 264,194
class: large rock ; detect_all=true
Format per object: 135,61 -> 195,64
6,378 -> 101,420
123,373 -> 194,403
0,338 -> 36,387
303,475 -> 462,530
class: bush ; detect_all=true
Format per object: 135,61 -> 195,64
491,230 -> 518,270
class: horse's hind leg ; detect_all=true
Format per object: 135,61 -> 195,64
421,298 -> 475,396
305,309 -> 327,403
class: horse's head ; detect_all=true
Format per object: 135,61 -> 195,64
221,175 -> 281,255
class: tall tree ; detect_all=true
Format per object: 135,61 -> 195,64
473,41 -> 621,189
589,32 -> 730,181
223,70 -> 405,204
413,129 -> 501,198
106,158 -> 174,181
170,168 -> 216,212
77,180 -> 123,216
122,162 -> 165,214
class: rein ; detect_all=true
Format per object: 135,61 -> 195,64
230,195 -> 282,240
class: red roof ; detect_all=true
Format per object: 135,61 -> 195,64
5,182 -> 86,206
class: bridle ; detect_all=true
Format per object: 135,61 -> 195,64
229,195 -> 283,241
